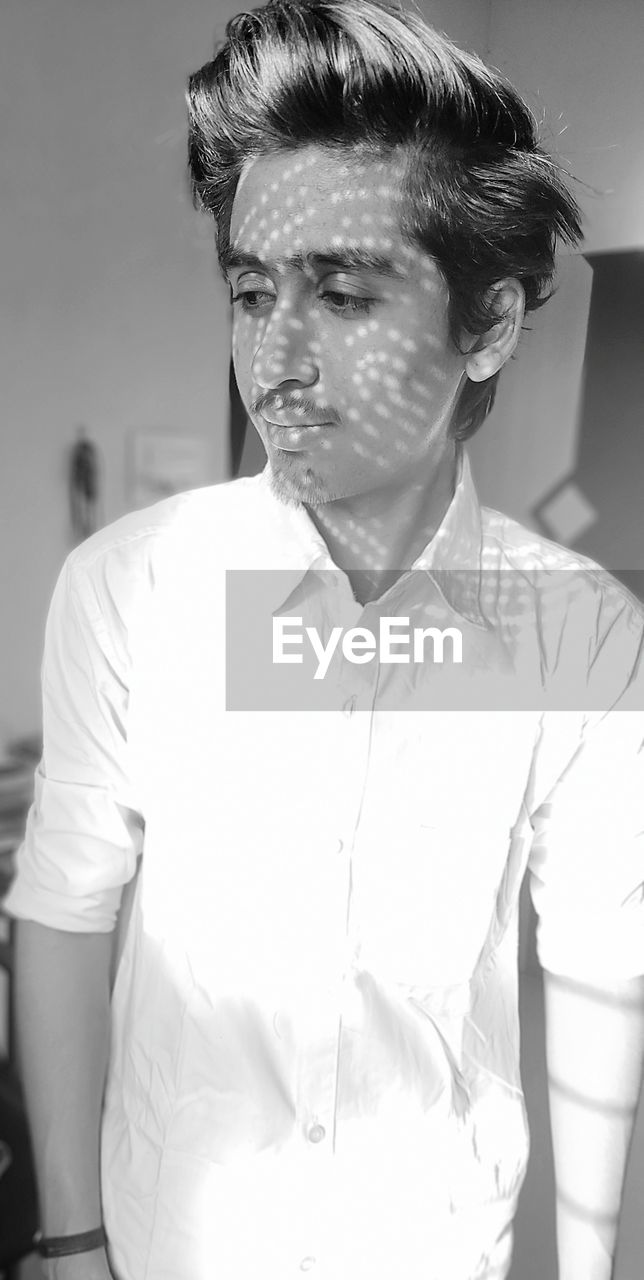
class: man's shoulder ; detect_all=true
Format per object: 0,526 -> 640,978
67,473 -> 267,578
56,474 -> 269,643
480,505 -> 603,573
481,504 -> 644,636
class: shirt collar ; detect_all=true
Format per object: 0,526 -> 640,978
253,448 -> 486,627
410,449 -> 486,627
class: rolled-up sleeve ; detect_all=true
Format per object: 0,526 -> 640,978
3,549 -> 144,932
528,595 -> 644,982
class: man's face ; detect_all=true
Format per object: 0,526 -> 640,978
226,145 -> 468,507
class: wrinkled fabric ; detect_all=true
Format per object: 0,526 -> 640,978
5,451 -> 644,1280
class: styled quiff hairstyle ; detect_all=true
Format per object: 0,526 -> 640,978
187,0 -> 583,441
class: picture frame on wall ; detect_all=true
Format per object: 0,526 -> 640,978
126,426 -> 214,510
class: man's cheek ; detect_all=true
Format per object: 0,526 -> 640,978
232,315 -> 255,357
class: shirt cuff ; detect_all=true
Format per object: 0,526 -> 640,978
2,873 -> 121,933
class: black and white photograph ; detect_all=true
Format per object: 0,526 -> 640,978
1,2 -> 643,1279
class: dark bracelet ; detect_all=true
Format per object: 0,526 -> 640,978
35,1226 -> 107,1259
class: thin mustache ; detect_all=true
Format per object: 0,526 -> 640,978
252,394 -> 339,422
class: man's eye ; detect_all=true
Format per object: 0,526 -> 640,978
230,290 -> 274,312
230,288 -> 375,317
323,291 -> 374,316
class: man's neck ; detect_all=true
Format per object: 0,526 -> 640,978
305,444 -> 459,607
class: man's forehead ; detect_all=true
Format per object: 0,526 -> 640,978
227,146 -> 441,284
235,145 -> 404,193
230,146 -> 405,236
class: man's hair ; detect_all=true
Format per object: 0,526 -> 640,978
187,0 -> 583,441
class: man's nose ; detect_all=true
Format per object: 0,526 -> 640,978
251,301 -> 319,390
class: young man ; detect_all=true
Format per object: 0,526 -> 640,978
5,3 -> 644,1279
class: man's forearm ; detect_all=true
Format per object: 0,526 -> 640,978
14,920 -> 113,1236
544,968 -> 644,1280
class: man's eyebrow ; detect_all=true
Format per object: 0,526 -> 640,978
220,246 -> 407,279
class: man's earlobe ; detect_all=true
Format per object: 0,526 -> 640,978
464,279 -> 525,383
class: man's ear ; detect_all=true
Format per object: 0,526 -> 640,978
464,279 -> 525,383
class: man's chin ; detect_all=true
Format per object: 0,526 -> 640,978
267,462 -> 337,508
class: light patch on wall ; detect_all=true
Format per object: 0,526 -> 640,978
538,481 -> 598,545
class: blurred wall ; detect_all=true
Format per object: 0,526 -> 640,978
0,0 -> 235,744
489,0 -> 644,256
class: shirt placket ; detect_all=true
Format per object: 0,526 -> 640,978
289,586 -> 378,1277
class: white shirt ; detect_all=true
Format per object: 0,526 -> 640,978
5,452 -> 644,1280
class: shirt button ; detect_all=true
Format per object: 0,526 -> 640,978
300,1258 -> 316,1272
342,695 -> 357,717
308,1123 -> 326,1143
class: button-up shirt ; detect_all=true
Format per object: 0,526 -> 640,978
5,452 -> 644,1280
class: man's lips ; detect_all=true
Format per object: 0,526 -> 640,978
262,418 -> 337,451
261,411 -> 335,428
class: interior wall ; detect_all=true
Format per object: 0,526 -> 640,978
0,0 -> 233,744
488,0 -> 644,256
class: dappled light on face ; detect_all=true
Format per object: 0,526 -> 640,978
227,145 -> 464,539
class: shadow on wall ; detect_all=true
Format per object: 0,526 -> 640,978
525,251 -> 644,602
547,250 -> 644,599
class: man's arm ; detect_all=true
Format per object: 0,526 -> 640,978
544,968 -> 644,1280
15,920 -> 115,1280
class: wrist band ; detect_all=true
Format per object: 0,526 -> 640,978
35,1226 -> 107,1259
